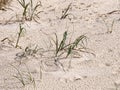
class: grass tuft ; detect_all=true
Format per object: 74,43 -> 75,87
11,64 -> 36,88
60,3 -> 72,19
17,0 -> 41,22
52,31 -> 88,60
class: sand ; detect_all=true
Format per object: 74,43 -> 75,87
0,0 -> 120,90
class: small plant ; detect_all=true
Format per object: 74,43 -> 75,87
52,31 -> 88,60
17,0 -> 41,21
1,24 -> 25,48
46,31 -> 93,71
15,24 -> 25,48
11,64 -> 36,88
28,0 -> 41,21
17,0 -> 29,20
13,66 -> 25,86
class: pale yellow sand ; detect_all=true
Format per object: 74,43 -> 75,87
0,0 -> 120,90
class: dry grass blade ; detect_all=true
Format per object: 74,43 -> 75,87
15,24 -> 25,48
17,0 -> 26,8
1,37 -> 14,47
60,3 -> 72,19
11,64 -> 25,86
17,0 -> 29,20
25,64 -> 36,89
29,0 -> 41,21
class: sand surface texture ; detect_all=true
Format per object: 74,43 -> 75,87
0,0 -> 120,90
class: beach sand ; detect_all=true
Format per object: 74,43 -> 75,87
0,0 -> 120,90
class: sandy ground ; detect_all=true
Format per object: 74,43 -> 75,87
0,0 -> 120,90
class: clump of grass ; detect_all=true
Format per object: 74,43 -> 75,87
17,0 -> 29,20
45,31 -> 94,71
52,31 -> 88,61
11,64 -> 36,88
15,24 -> 25,48
28,0 -> 42,21
17,0 -> 41,21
